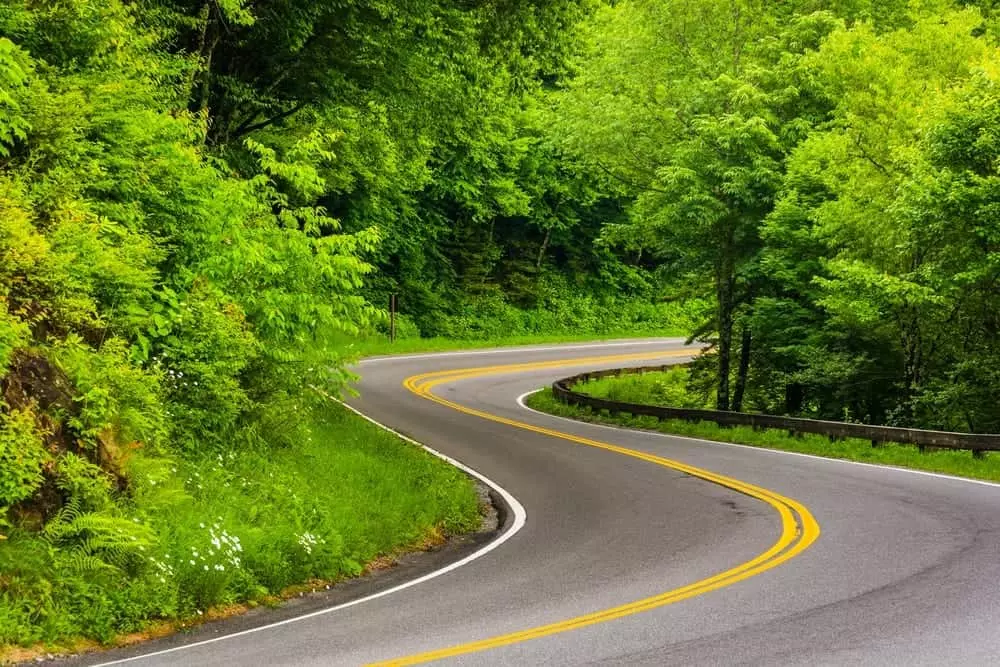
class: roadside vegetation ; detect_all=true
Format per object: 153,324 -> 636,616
0,401 -> 479,649
337,299 -> 703,357
526,369 -> 1000,483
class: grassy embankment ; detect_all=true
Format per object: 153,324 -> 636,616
526,367 -> 1000,483
340,297 -> 702,358
342,330 -> 687,358
0,403 -> 479,657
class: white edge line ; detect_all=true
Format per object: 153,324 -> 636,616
357,338 -> 688,363
92,401 -> 527,666
515,389 -> 1000,490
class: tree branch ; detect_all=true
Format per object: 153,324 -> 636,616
231,101 -> 311,139
851,133 -> 891,175
594,160 -> 671,195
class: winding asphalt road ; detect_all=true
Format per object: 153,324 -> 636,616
80,339 -> 1000,665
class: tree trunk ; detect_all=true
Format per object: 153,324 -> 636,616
536,228 -> 551,270
199,31 -> 220,118
731,321 -> 752,412
898,306 -> 923,423
186,3 -> 211,108
785,382 -> 804,414
187,1 -> 220,131
714,245 -> 736,412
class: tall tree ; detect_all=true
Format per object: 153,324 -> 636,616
755,7 -> 999,426
557,1 -> 842,409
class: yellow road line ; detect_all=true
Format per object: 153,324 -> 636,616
402,349 -> 696,388
371,351 -> 819,666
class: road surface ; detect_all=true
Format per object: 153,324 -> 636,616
79,340 -> 1000,665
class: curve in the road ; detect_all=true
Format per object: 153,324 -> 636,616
375,352 -> 819,665
66,340 -> 1000,666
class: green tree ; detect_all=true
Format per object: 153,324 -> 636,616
557,2 -> 844,410
755,7 -> 999,426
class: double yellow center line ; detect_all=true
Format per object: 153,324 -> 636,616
371,350 -> 820,665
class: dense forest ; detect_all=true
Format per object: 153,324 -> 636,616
5,0 -> 1000,650
560,0 -> 1000,433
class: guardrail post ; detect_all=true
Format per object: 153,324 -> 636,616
973,450 -> 986,460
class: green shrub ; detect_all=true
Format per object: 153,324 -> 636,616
53,453 -> 115,512
146,285 -> 258,454
578,366 -> 714,409
43,499 -> 156,574
53,336 -> 167,454
0,304 -> 28,373
429,290 -> 705,340
0,408 -> 48,514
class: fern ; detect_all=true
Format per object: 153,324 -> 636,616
44,498 -> 155,572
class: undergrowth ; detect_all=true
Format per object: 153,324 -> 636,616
0,402 -> 479,648
333,297 -> 705,358
574,366 -> 714,409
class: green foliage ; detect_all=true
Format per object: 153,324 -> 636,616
2,0 -> 518,649
0,38 -> 31,156
554,0 -> 1000,432
0,409 -> 48,513
0,302 -> 28,374
431,289 -> 703,341
54,453 -> 115,511
576,367 -> 714,410
44,498 -> 156,574
55,336 -> 168,452
554,0 -> 852,409
749,7 -> 1000,428
0,404 -> 479,646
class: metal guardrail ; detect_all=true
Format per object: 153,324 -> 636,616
552,365 -> 997,458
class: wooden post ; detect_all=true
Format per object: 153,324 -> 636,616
389,293 -> 397,343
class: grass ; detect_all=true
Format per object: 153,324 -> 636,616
526,387 -> 1000,483
333,330 -> 688,359
163,402 -> 482,596
574,366 -> 713,409
0,401 -> 480,652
